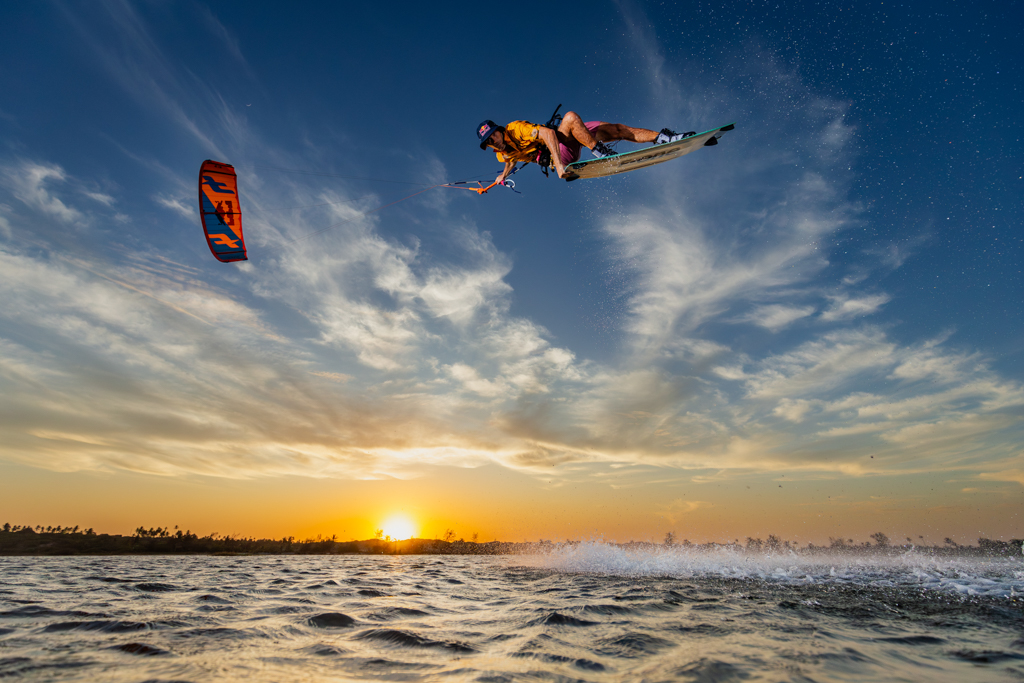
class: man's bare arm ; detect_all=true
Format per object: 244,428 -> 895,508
537,127 -> 567,178
495,159 -> 516,185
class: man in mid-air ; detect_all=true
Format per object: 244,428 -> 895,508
477,111 -> 690,184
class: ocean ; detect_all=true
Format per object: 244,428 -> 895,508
1,547 -> 1022,681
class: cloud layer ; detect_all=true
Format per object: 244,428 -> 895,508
0,1 -> 1020,497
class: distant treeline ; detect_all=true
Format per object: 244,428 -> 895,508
1,523 -> 1022,557
0,523 -> 480,556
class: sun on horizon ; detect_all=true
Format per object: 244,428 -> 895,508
381,516 -> 416,541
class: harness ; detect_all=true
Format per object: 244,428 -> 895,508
534,103 -> 563,177
501,105 -> 563,180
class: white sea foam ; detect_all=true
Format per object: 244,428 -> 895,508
531,541 -> 1024,598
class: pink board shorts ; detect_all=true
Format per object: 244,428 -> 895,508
558,121 -> 605,165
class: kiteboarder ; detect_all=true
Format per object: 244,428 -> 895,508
477,111 -> 689,184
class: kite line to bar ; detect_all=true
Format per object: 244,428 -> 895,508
254,165 -> 435,186
256,165 -> 524,245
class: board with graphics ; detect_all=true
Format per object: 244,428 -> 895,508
563,123 -> 735,181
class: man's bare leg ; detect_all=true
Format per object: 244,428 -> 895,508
557,111 -> 599,149
592,123 -> 658,144
559,114 -> 662,146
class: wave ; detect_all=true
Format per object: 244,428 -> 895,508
307,612 -> 356,628
511,650 -> 607,671
525,612 -> 598,627
352,628 -> 475,653
0,606 -> 100,618
531,541 -> 1024,597
43,620 -> 150,633
362,607 -> 431,621
594,632 -> 676,658
134,583 -> 178,592
109,642 -> 169,656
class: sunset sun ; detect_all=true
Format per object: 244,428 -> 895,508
381,516 -> 416,541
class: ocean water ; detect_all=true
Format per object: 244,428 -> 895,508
1,546 -> 1022,682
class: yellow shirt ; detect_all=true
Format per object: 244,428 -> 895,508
496,120 -> 543,163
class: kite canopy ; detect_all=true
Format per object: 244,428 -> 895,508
198,160 -> 247,262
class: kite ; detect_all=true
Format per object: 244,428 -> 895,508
198,160 -> 247,262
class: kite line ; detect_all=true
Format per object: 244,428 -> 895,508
255,164 -> 523,243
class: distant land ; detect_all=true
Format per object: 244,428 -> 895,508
2,524 -> 1022,557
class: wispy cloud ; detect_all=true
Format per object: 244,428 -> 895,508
614,0 -> 684,115
60,0 -> 227,157
742,328 -> 898,400
1,161 -> 83,224
0,204 -> 12,239
820,293 -> 890,321
155,195 -> 195,220
773,398 -> 816,423
737,304 -> 816,332
197,5 -> 255,79
81,191 -> 116,206
979,468 -> 1024,487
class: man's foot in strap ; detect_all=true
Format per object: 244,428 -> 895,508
654,128 -> 697,145
590,141 -> 615,158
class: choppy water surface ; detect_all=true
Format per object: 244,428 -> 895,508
1,547 -> 1023,682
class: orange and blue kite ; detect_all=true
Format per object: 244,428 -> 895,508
198,160 -> 247,262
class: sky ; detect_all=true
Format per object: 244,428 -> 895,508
0,0 -> 1021,545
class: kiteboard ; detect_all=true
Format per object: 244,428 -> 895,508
563,123 -> 735,181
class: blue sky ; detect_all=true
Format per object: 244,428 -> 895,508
0,0 -> 1021,541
